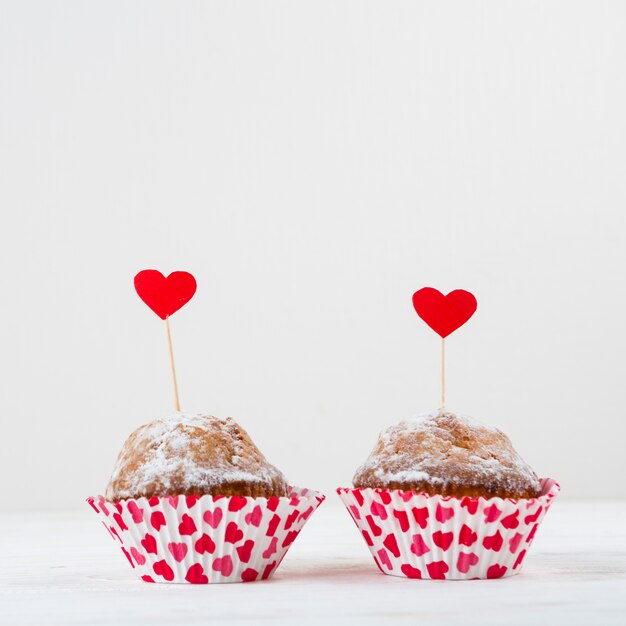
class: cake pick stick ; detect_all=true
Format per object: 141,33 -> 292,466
164,315 -> 181,411
412,287 -> 477,411
440,337 -> 445,410
134,269 -> 197,412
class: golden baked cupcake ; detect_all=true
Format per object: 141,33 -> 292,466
89,413 -> 324,584
352,410 -> 541,499
106,413 -> 288,500
338,409 -> 558,580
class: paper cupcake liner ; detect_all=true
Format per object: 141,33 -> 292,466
337,477 -> 559,580
87,486 -> 324,583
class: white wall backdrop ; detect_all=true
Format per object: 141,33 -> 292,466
1,1 -> 625,510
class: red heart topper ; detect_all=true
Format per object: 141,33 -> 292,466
412,287 -> 477,338
134,270 -> 197,320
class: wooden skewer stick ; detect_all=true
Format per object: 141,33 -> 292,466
165,316 -> 181,412
439,337 -> 445,411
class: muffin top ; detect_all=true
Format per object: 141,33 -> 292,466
105,413 -> 289,500
352,410 -> 541,499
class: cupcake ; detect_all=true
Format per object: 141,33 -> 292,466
338,410 -> 559,580
89,413 -> 324,584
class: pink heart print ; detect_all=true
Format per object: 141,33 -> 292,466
87,489 -> 326,584
203,508 -> 223,529
167,542 -> 188,562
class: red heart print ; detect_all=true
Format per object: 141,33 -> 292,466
460,497 -> 479,514
244,505 -> 263,527
141,575 -> 155,583
282,530 -> 299,548
236,540 -> 255,563
129,547 -> 146,566
383,533 -> 400,558
426,560 -> 449,580
150,511 -> 166,531
266,514 -> 280,537
153,560 -> 174,581
185,563 -> 208,584
194,534 -> 216,555
267,497 -> 280,511
141,533 -> 158,554
127,501 -> 144,523
410,534 -> 430,557
203,508 -> 223,529
459,524 -> 478,546
228,497 -> 248,512
362,530 -> 374,546
134,270 -> 197,320
483,530 -> 504,551
526,523 -> 539,543
241,568 -> 259,582
113,513 -> 127,531
435,503 -> 454,523
487,564 -> 508,579
377,491 -> 392,505
457,552 -> 479,574
262,536 -> 278,559
432,530 -> 454,551
185,495 -> 199,508
225,521 -> 244,544
284,509 -> 299,530
483,503 -> 502,523
524,506 -> 543,524
212,555 -> 234,577
262,561 -> 277,580
393,509 -> 410,532
353,491 -> 364,506
167,542 -> 188,562
400,564 -> 422,579
501,511 -> 520,529
178,514 -> 197,536
166,495 -> 179,509
148,496 -> 159,507
513,549 -> 527,569
121,547 -> 134,568
412,287 -> 477,338
412,507 -> 429,529
366,515 -> 382,537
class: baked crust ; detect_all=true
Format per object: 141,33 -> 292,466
105,414 -> 289,500
352,410 -> 541,499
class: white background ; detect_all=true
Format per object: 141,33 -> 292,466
1,1 -> 625,511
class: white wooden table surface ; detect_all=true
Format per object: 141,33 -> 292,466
1,500 -> 625,626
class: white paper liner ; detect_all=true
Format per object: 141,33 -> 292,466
88,487 -> 324,583
337,477 -> 559,580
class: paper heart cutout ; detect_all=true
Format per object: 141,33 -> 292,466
412,287 -> 477,338
134,270 -> 197,320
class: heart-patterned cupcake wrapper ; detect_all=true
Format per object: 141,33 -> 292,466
87,486 -> 325,583
337,477 -> 559,580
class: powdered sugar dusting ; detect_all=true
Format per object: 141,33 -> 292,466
353,409 -> 541,498
106,413 -> 287,500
